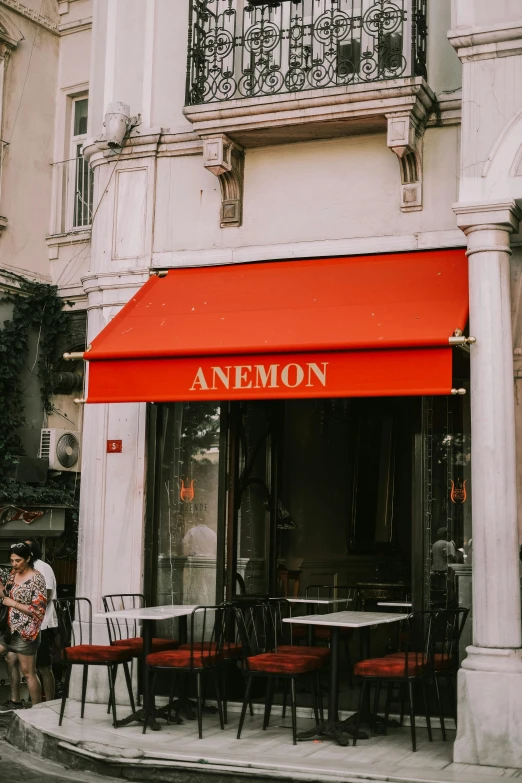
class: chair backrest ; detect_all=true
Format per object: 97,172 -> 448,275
234,600 -> 278,658
305,584 -> 359,611
54,597 -> 92,648
370,611 -> 431,677
186,605 -> 224,667
102,593 -> 144,644
391,609 -> 470,676
215,602 -> 242,657
429,607 -> 469,669
272,598 -> 308,647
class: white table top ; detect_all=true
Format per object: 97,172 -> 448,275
269,597 -> 351,606
95,604 -> 202,621
377,601 -> 413,608
284,610 -> 405,628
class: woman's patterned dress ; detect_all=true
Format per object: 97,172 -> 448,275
0,567 -> 47,640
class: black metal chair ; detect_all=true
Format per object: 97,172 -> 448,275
144,605 -> 226,739
385,607 -> 469,738
102,592 -> 179,654
433,607 -> 469,732
353,610 -> 444,752
102,593 -> 178,705
55,597 -> 135,728
235,602 -> 326,745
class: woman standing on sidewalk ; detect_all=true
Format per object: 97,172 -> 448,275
0,542 -> 47,710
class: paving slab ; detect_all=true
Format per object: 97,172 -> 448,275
3,699 -> 519,783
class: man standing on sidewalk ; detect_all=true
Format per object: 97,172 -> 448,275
25,538 -> 57,701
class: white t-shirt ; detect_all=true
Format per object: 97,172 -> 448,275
34,559 -> 58,630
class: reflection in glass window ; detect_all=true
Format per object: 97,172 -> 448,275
153,403 -> 221,635
424,395 -> 472,610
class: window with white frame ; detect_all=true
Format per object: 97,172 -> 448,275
70,96 -> 93,229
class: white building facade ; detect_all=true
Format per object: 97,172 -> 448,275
2,0 -> 522,770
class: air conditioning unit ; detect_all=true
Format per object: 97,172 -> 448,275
39,429 -> 82,472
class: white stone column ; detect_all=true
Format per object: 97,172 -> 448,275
453,200 -> 522,767
71,273 -> 149,705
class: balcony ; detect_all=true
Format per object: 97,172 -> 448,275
186,0 -> 427,107
183,1 -> 434,223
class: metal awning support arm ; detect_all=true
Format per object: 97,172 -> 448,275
448,328 -> 476,346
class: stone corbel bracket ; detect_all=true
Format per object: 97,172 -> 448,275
386,113 -> 425,212
203,134 -> 244,228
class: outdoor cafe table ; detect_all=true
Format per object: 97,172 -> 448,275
270,597 -> 351,645
284,610 -> 405,746
270,598 -> 351,606
95,604 -> 200,730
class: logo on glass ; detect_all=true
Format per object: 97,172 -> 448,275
180,479 -> 195,502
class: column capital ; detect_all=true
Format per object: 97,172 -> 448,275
453,199 -> 522,235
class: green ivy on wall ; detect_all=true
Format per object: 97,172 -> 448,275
0,270 -> 78,512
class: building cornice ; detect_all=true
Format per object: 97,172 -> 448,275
58,17 -> 91,35
448,21 -> 522,62
151,229 -> 466,270
427,90 -> 462,128
83,87 -> 459,169
0,0 -> 58,34
46,229 -> 91,260
0,262 -> 51,287
81,268 -> 151,298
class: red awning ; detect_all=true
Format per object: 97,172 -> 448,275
85,249 -> 468,402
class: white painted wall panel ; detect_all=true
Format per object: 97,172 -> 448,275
113,167 -> 148,260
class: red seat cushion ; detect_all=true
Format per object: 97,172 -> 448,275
385,652 -> 454,671
113,638 -> 178,655
276,645 -> 330,661
247,653 -> 322,675
433,654 -> 455,671
354,655 -> 426,678
146,649 -> 216,668
65,645 -> 133,664
179,641 -> 242,659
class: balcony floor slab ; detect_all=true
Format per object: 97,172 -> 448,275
183,78 -> 435,148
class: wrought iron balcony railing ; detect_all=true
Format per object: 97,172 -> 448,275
186,0 -> 428,105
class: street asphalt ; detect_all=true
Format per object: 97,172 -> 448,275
0,712 -> 119,783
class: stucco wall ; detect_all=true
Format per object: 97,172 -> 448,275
48,0 -> 91,299
0,5 -> 58,280
451,0 -> 522,29
153,124 -> 461,257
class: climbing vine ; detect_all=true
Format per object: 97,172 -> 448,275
0,270 -> 78,511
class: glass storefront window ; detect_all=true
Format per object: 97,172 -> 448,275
152,403 -> 221,635
235,403 -> 272,595
423,394 -> 472,611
